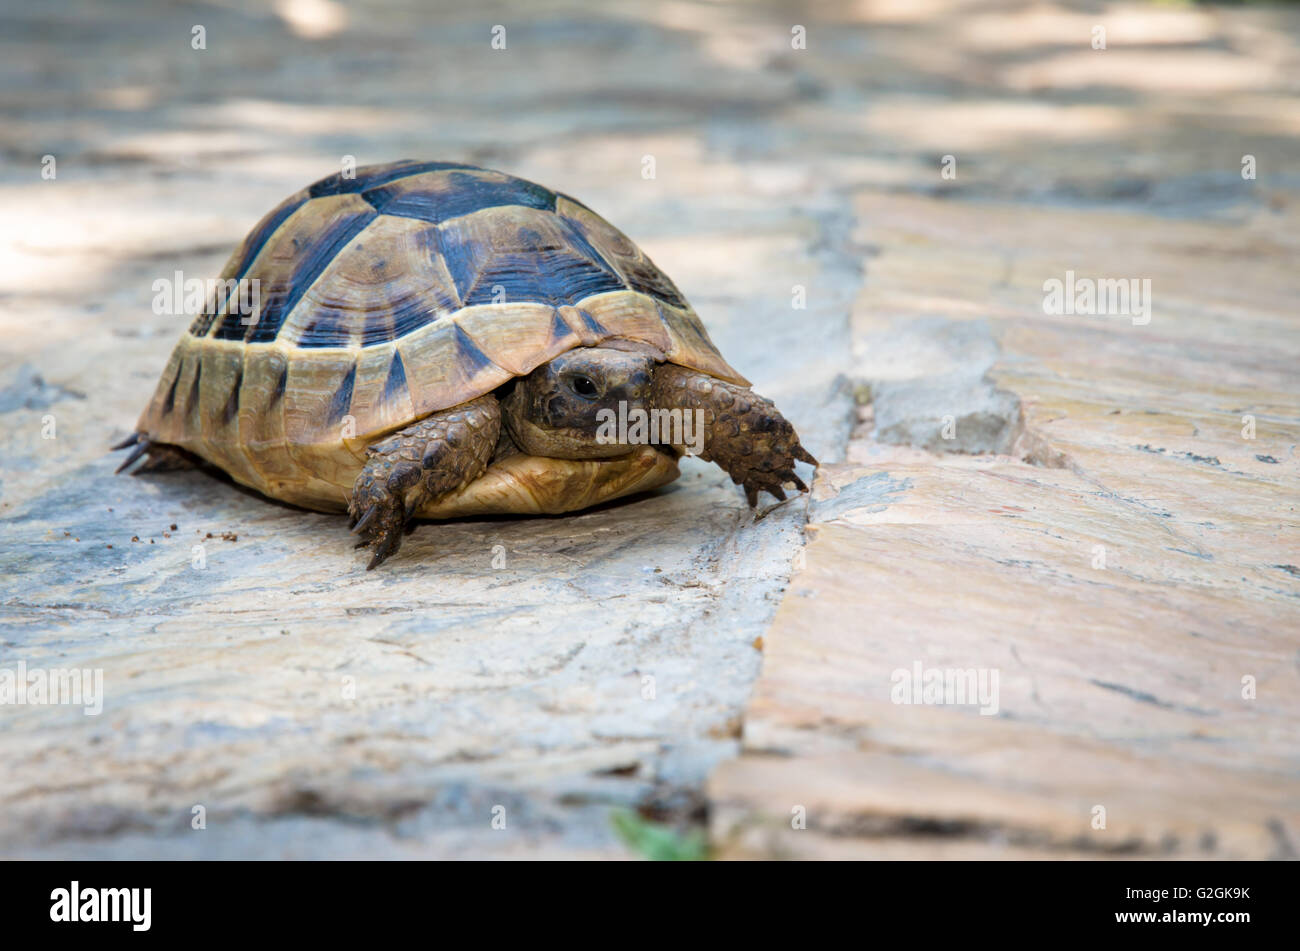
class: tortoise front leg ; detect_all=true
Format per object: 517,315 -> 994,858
348,394 -> 500,569
651,364 -> 817,507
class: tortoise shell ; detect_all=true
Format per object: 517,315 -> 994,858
135,160 -> 747,512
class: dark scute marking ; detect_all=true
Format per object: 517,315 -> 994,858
355,230 -> 455,345
238,287 -> 291,343
460,251 -> 625,307
271,363 -> 288,405
198,195 -> 311,334
326,362 -> 357,427
578,309 -> 606,337
364,173 -> 556,223
436,232 -> 490,305
187,359 -> 202,413
188,308 -> 218,338
297,310 -> 356,349
214,301 -> 262,341
434,210 -> 625,308
245,209 -> 377,344
562,214 -> 689,309
453,324 -> 496,375
308,161 -> 483,198
235,195 -> 310,276
359,299 -> 438,346
382,350 -> 408,405
221,365 -> 243,426
161,360 -> 181,415
548,308 -> 573,343
437,216 -> 624,306
212,313 -> 244,341
515,226 -> 557,249
621,263 -> 689,310
555,217 -> 617,278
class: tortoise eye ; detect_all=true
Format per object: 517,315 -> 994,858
569,375 -> 599,399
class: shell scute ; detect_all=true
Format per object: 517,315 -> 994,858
306,159 -> 475,198
555,195 -> 690,310
284,215 -> 459,350
364,168 -> 556,223
434,204 -> 625,308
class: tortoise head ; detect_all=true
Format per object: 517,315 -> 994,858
503,347 -> 655,459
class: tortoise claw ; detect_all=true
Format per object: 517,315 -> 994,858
363,521 -> 405,569
114,438 -> 151,474
737,453 -> 807,507
348,464 -> 414,569
777,469 -> 808,493
350,505 -> 379,537
747,474 -> 788,504
794,445 -> 818,467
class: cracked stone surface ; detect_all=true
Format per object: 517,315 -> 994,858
708,0 -> 1300,859
860,318 -> 1025,455
873,373 -> 1024,455
0,0 -> 857,858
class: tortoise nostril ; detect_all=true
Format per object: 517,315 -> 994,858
611,382 -> 649,406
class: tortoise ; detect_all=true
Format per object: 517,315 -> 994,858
115,160 -> 817,568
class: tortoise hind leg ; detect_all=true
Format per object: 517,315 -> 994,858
650,364 -> 817,507
349,394 -> 501,569
136,444 -> 203,473
112,434 -> 202,474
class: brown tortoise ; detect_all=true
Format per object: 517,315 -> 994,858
115,161 -> 816,568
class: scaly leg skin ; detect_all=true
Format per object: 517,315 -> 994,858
348,394 -> 501,569
651,364 -> 818,507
